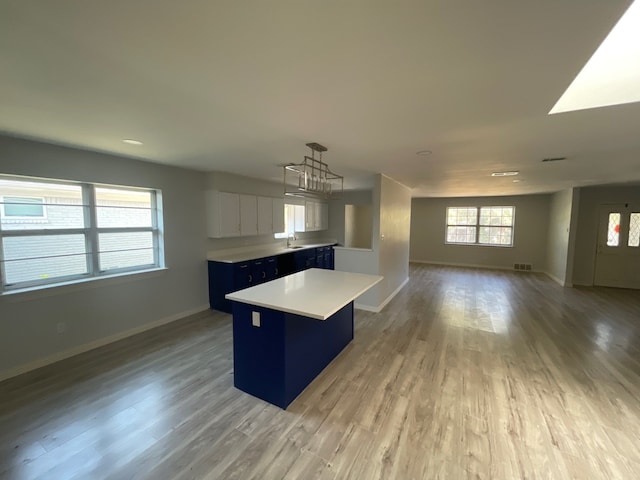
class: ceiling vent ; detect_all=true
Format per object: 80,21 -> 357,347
541,157 -> 567,162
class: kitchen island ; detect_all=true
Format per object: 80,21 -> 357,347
226,268 -> 382,409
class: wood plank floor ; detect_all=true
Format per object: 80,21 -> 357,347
1,264 -> 640,479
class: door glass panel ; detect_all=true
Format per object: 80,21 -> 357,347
607,213 -> 621,246
629,213 -> 640,247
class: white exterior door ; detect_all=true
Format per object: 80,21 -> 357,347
594,204 -> 640,289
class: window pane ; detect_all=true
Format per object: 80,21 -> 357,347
607,213 -> 620,246
1,179 -> 84,230
447,207 -> 477,226
2,234 -> 88,284
447,226 -> 476,243
480,206 -> 514,226
98,232 -> 155,271
478,226 -> 513,246
629,213 -> 640,247
95,187 -> 153,228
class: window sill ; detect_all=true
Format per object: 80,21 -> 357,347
445,243 -> 513,248
0,267 -> 168,302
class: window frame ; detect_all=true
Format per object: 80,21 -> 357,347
0,175 -> 164,293
445,205 -> 515,247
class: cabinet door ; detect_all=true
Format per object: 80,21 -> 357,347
265,257 -> 278,280
206,191 -> 240,238
305,201 -> 318,231
257,196 -> 273,234
272,197 -> 285,234
251,259 -> 266,284
239,194 -> 258,236
234,262 -> 253,290
319,202 -> 329,230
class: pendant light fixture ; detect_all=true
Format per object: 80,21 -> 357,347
283,143 -> 343,199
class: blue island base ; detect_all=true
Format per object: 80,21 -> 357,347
232,302 -> 354,409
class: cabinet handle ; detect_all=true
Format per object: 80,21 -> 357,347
275,268 -> 278,275
248,274 -> 253,282
262,272 -> 266,279
239,265 -> 248,269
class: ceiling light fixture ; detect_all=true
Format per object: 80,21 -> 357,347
283,143 -> 343,199
512,179 -> 522,183
491,171 -> 519,177
416,150 -> 432,156
122,139 -> 143,146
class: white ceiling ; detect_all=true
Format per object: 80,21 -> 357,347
1,0 -> 639,197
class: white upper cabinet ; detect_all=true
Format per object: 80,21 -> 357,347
240,194 -> 258,236
206,191 -> 240,238
206,191 -> 287,238
272,197 -> 285,233
305,200 -> 328,231
257,196 -> 273,234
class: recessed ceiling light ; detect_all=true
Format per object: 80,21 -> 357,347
123,139 -> 143,146
512,179 -> 521,183
416,150 -> 432,156
491,171 -> 519,177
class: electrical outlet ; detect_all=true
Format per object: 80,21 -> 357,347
56,322 -> 66,334
252,311 -> 261,327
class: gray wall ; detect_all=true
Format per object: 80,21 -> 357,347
0,136 -> 208,378
546,188 -> 578,285
572,184 -> 640,286
410,194 -> 551,271
376,175 -> 411,305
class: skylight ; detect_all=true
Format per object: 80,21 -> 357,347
549,0 -> 640,114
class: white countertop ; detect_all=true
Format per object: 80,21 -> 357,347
225,268 -> 383,320
207,242 -> 335,263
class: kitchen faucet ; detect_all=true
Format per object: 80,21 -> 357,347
287,232 -> 297,248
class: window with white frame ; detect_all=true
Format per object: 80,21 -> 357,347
274,203 -> 305,239
446,206 -> 515,246
0,175 -> 164,292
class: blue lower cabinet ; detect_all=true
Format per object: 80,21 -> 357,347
325,246 -> 334,270
208,245 -> 336,313
265,256 -> 278,280
208,260 -> 253,313
316,247 -> 325,269
251,259 -> 266,284
232,301 -> 354,409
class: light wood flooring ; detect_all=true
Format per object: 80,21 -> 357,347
1,264 -> 640,479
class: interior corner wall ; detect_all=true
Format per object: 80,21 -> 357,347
410,194 -> 551,271
376,175 -> 411,306
572,184 -> 640,286
0,135 -> 208,378
545,189 -> 575,285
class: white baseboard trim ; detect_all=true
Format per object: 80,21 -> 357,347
355,277 -> 409,313
544,272 -> 565,286
409,259 -> 543,273
0,304 -> 210,383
